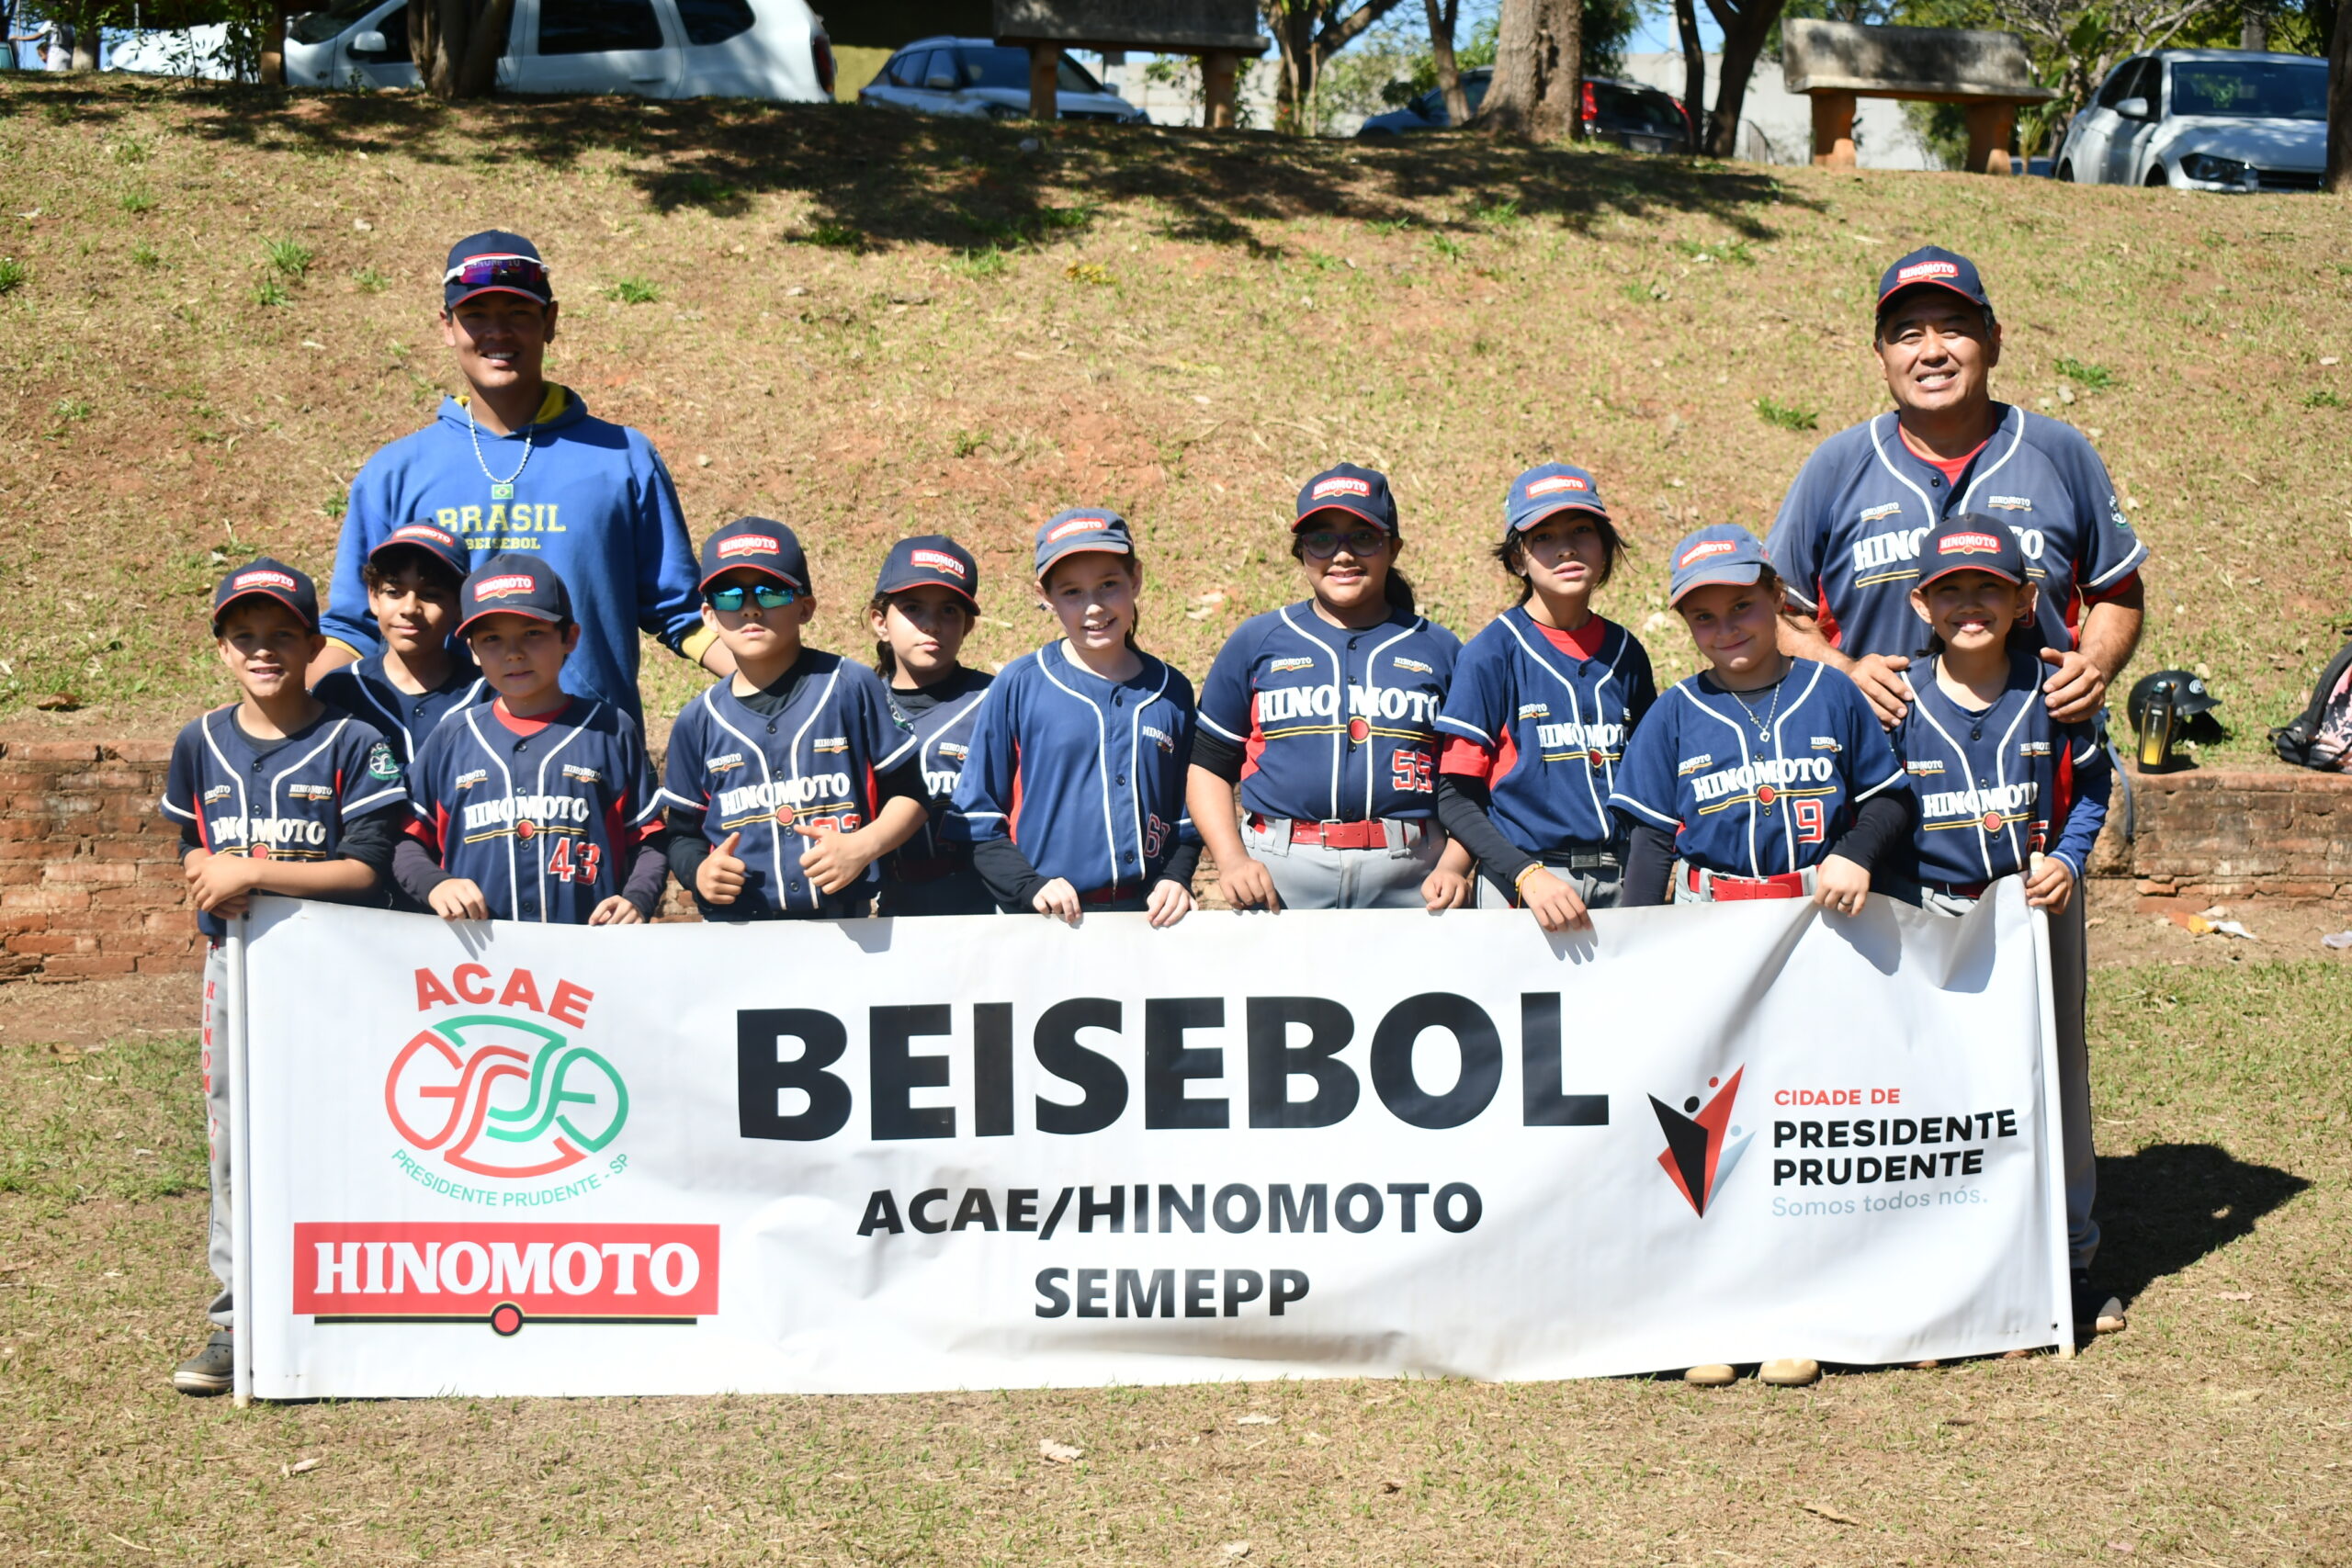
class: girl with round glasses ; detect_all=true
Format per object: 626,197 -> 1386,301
1186,465 -> 1473,912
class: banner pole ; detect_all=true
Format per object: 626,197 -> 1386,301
2030,894 -> 2075,1359
228,907 -> 255,1405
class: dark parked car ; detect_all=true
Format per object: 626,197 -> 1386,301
1358,68 -> 1691,152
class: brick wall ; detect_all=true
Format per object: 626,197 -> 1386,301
0,740 -> 202,981
0,739 -> 2337,982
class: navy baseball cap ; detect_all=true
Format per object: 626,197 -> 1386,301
444,231 -> 554,311
457,553 -> 571,634
368,520 -> 471,581
1035,508 -> 1133,579
1295,464 -> 1398,534
212,557 -> 320,634
1875,246 -> 1992,320
1917,513 -> 2026,588
1505,462 -> 1610,536
1668,525 -> 1771,604
875,534 -> 979,609
699,517 -> 809,593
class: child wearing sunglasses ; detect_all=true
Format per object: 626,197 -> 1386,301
661,519 -> 932,919
953,510 -> 1202,925
1188,465 -> 1473,912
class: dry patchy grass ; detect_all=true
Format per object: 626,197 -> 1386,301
0,76 -> 2346,755
0,959 -> 2346,1563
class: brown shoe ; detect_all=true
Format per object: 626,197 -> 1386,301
1758,1357 -> 1820,1387
1683,1363 -> 1737,1387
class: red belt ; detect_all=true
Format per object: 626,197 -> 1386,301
1080,882 -> 1142,906
1250,815 -> 1388,851
1928,879 -> 1989,900
1686,865 -> 1808,901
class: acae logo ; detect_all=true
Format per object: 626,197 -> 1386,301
388,965 -> 627,1180
1648,1066 -> 1753,1217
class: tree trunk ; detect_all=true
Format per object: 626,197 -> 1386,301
1701,0 -> 1782,157
258,3 -> 286,84
71,27 -> 96,69
1423,0 -> 1469,126
1477,0 -> 1581,140
455,0 -> 512,97
1266,1 -> 1317,133
426,0 -> 471,97
2330,0 -> 2352,194
1674,0 -> 1705,152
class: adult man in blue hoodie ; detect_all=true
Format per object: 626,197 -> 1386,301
311,231 -> 733,723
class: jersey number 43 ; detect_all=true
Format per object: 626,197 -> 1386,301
546,838 -> 604,885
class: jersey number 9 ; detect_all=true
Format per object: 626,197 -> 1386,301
1793,798 -> 1826,845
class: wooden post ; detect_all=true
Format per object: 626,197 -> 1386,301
1963,100 -> 2017,175
1026,42 -> 1059,123
1203,50 -> 1238,130
1809,91 -> 1857,168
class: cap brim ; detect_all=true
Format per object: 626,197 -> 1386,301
1507,499 -> 1610,534
1294,503 -> 1396,533
698,562 -> 805,592
457,604 -> 565,635
876,572 -> 979,608
212,588 -> 318,632
1668,564 -> 1765,604
1917,560 -> 2025,589
1876,278 -> 1989,316
446,286 -> 553,310
1034,541 -> 1132,579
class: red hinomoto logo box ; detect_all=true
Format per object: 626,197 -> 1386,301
294,1223 -> 718,1336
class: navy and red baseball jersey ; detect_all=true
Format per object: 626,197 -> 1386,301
404,700 -> 662,924
1765,406 -> 2149,659
886,666 -> 993,881
161,706 -> 408,939
1196,604 -> 1460,822
951,643 -> 1199,897
314,656 -> 489,763
1609,660 -> 1909,878
1435,608 -> 1656,855
661,652 -> 923,918
1894,652 -> 2112,886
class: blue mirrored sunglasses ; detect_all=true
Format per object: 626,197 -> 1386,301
707,583 -> 799,611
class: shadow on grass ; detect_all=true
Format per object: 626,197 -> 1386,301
2093,1141 -> 2311,1306
9,73 -> 1815,259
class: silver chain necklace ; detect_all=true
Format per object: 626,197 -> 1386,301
466,399 -> 534,501
1728,664 -> 1785,739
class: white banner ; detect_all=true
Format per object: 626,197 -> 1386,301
232,889 -> 2070,1400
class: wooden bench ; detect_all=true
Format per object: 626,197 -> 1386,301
1781,18 -> 2057,175
993,0 -> 1268,129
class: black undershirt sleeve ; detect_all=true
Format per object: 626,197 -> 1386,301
336,810 -> 401,889
1159,840 -> 1203,892
1620,822 -> 1679,908
876,754 -> 931,808
665,829 -> 712,896
1189,728 -> 1244,784
970,836 -> 1047,912
1823,790 -> 1915,876
392,837 -> 453,904
620,838 -> 670,918
1435,774 -> 1538,890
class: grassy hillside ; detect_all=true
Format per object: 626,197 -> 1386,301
1,73 -> 2346,752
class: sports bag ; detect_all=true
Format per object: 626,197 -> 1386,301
2271,638 -> 2352,769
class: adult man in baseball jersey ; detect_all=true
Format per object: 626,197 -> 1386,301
311,231 -> 731,724
1768,246 -> 2147,729
1767,245 -> 2144,1335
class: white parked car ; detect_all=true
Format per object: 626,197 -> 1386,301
283,0 -> 833,99
857,36 -> 1146,123
2055,49 -> 2325,191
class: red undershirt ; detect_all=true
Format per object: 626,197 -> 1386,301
1438,615 -> 1605,783
492,697 -> 569,737
1899,426 -> 1991,488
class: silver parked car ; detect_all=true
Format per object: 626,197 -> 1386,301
282,0 -> 834,100
857,36 -> 1147,123
2055,50 -> 2325,191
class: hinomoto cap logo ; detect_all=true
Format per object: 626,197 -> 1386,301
1678,539 -> 1736,569
390,524 -> 458,547
717,534 -> 780,558
472,574 -> 537,599
910,548 -> 967,578
1312,476 -> 1373,501
1047,516 -> 1109,542
1897,260 -> 1960,283
390,966 -> 626,1185
1526,474 -> 1589,496
1651,1067 -> 1751,1217
1939,532 -> 2003,556
233,569 -> 298,592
